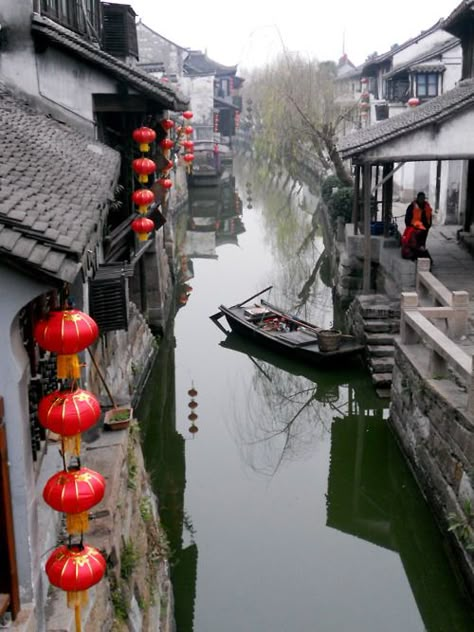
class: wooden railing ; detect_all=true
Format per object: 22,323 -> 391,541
400,258 -> 474,413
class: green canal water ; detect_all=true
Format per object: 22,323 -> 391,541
137,162 -> 474,631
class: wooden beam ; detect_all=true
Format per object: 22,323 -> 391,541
352,165 -> 361,235
382,162 -> 394,237
363,164 -> 372,292
0,399 -> 20,619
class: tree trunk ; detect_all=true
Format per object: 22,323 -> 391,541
324,136 -> 353,186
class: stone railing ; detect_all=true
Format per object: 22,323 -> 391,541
400,258 -> 474,413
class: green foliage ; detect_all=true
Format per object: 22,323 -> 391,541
111,585 -> 128,621
448,500 -> 474,552
121,540 -> 139,580
139,497 -> 153,523
321,175 -> 343,202
327,187 -> 353,223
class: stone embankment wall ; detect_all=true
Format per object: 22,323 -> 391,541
390,342 -> 474,595
45,423 -> 175,631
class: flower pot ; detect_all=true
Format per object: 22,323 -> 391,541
103,406 -> 133,431
317,330 -> 342,352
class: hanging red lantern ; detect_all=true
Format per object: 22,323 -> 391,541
132,158 -> 156,184
407,97 -> 420,107
43,467 -> 105,534
157,178 -> 173,190
188,411 -> 198,421
132,127 -> 156,152
159,138 -> 174,151
38,388 -> 101,455
188,424 -> 199,434
34,310 -> 99,380
183,153 -> 194,164
131,216 -> 155,241
183,111 -> 193,120
45,544 -> 106,612
188,400 -> 198,409
160,119 -> 175,131
132,189 -> 155,214
188,386 -> 198,397
184,126 -> 193,136
182,140 -> 194,151
162,159 -> 174,173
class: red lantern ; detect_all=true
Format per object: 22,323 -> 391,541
132,189 -> 155,214
157,178 -> 173,190
45,544 -> 106,610
188,412 -> 198,421
159,138 -> 174,151
408,97 -> 420,107
161,119 -> 175,131
183,153 -> 194,163
38,388 -> 101,455
132,158 -> 156,184
183,111 -> 193,120
188,424 -> 199,434
43,467 -> 105,534
184,126 -> 193,136
162,159 -> 174,173
188,387 -> 197,397
361,77 -> 369,84
34,310 -> 99,380
131,216 -> 155,241
132,127 -> 156,152
188,400 -> 198,409
183,140 -> 194,151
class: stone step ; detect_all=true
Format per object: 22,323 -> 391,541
363,319 -> 400,334
370,357 -> 395,373
361,305 -> 401,319
372,372 -> 393,387
365,333 -> 396,346
375,387 -> 392,399
367,345 -> 394,357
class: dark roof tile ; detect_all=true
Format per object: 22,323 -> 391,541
32,14 -> 189,111
338,79 -> 474,158
0,82 -> 120,282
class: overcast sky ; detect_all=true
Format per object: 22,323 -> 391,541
121,0 -> 459,70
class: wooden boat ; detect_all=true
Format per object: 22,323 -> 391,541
211,288 -> 364,366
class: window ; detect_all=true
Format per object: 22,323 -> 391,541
41,0 -> 100,37
386,77 -> 409,102
416,73 -> 438,98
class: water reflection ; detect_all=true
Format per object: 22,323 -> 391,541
136,156 -> 474,631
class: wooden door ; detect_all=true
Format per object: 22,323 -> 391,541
0,397 -> 20,620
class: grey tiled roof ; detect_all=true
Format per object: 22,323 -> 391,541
184,51 -> 237,76
32,14 -> 189,111
0,83 -> 120,283
338,79 -> 474,158
443,1 -> 474,35
383,37 -> 458,79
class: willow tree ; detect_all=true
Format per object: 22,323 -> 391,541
243,53 -> 355,186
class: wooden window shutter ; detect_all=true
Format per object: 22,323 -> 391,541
102,3 -> 138,59
89,265 -> 132,332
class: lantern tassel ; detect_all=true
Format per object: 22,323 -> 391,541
66,511 -> 90,535
57,354 -> 81,380
62,434 -> 81,457
138,174 -> 148,184
74,604 -> 82,632
139,142 -> 150,152
67,589 -> 88,609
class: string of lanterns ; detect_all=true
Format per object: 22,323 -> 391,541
187,384 -> 199,435
130,110 -> 195,241
33,308 -> 106,631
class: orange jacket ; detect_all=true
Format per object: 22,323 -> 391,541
407,201 -> 432,231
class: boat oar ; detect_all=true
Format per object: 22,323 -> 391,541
210,285 -> 273,321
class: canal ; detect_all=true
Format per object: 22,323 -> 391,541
137,159 -> 474,632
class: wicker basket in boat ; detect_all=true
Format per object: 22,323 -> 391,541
318,329 -> 342,352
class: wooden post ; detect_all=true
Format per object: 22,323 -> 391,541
0,398 -> 20,620
352,164 -> 360,235
382,162 -> 393,237
468,356 -> 474,415
362,163 -> 372,292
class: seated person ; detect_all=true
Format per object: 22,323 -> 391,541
401,225 -> 433,264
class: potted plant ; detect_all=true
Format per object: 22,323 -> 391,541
103,405 -> 134,431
